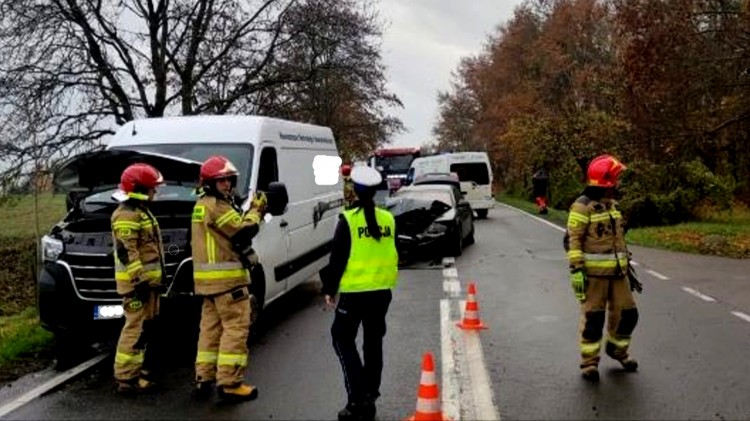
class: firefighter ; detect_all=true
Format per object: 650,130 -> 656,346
111,163 -> 166,394
323,165 -> 399,421
564,154 -> 638,383
341,164 -> 356,210
191,155 -> 267,402
532,168 -> 549,214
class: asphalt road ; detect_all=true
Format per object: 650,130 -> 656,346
3,205 -> 750,420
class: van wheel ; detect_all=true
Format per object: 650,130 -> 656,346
248,265 -> 266,341
53,331 -> 93,370
476,209 -> 488,219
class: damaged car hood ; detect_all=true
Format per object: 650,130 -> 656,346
385,197 -> 452,234
54,148 -> 202,192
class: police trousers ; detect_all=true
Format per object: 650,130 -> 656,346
195,286 -> 252,387
331,289 -> 393,404
114,290 -> 160,382
578,275 -> 639,369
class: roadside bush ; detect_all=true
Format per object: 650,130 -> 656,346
620,159 -> 735,228
0,236 -> 38,316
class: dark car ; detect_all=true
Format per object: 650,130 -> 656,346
385,184 -> 474,259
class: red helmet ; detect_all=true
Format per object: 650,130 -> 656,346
341,164 -> 352,177
587,154 -> 627,188
119,163 -> 164,194
200,156 -> 239,184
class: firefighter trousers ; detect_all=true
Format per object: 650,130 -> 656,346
578,275 -> 639,369
331,289 -> 393,404
195,286 -> 252,387
114,290 -> 160,382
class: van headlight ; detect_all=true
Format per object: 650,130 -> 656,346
41,235 -> 64,262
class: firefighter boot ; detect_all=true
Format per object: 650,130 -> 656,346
116,377 -> 156,395
606,343 -> 639,372
192,381 -> 215,400
217,383 -> 258,403
581,366 -> 600,383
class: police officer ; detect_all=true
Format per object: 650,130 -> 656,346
323,166 -> 399,421
564,154 -> 638,382
341,164 -> 356,210
111,163 -> 166,394
191,155 -> 267,402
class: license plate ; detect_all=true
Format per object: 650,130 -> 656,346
93,305 -> 124,320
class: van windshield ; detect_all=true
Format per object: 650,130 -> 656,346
450,163 -> 490,185
111,143 -> 255,194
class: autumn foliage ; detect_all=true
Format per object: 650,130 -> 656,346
433,0 -> 750,226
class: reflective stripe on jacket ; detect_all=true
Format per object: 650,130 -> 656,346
191,194 -> 262,296
565,195 -> 628,277
339,208 -> 399,293
111,203 -> 165,295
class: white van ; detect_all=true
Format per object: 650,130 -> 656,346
407,152 -> 495,218
107,115 -> 343,313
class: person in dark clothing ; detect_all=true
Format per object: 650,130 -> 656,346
322,165 -> 399,421
532,169 -> 550,214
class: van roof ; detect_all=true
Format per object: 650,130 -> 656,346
108,115 -> 337,150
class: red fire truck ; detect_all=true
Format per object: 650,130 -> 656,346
367,147 -> 421,192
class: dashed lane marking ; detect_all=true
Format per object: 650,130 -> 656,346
646,269 -> 670,280
440,299 -> 460,421
731,311 -> 750,323
0,353 -> 109,418
682,287 -> 716,302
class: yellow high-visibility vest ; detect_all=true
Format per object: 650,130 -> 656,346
339,207 -> 399,293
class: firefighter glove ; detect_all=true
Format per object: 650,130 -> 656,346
251,191 -> 268,215
134,280 -> 151,304
570,270 -> 586,302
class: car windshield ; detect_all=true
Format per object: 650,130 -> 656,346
395,189 -> 454,207
110,143 -> 255,194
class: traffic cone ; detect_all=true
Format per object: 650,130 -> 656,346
457,282 -> 487,330
405,352 -> 449,421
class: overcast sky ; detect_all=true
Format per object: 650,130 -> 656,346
377,0 -> 525,148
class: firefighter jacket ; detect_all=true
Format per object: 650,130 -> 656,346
337,207 -> 399,293
343,176 -> 357,210
565,195 -> 628,277
112,203 -> 165,295
191,194 -> 263,296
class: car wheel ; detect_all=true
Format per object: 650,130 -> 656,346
450,225 -> 463,257
476,209 -> 488,219
465,221 -> 475,246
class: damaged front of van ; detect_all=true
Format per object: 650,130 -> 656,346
39,148 -> 205,365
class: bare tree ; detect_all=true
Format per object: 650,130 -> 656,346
0,0 -> 401,187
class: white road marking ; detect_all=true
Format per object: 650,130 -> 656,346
440,299 -> 460,421
0,353 -> 109,418
731,311 -> 750,323
496,202 -> 565,233
458,300 -> 500,420
443,267 -> 458,279
682,287 -> 716,302
646,269 -> 670,280
443,280 -> 461,297
443,257 -> 456,267
630,261 -> 640,267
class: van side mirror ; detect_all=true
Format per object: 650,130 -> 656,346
265,182 -> 289,216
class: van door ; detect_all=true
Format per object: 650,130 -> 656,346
253,145 -> 290,302
450,161 -> 493,208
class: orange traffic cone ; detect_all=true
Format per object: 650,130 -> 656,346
457,282 -> 487,330
405,352 -> 449,421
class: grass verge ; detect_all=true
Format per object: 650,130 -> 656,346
0,307 -> 54,382
497,194 -> 750,259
